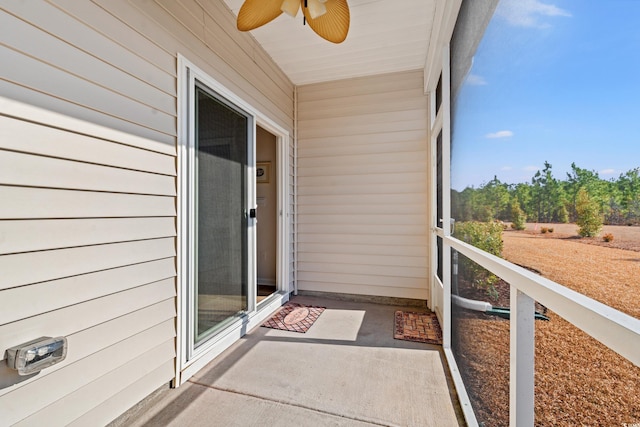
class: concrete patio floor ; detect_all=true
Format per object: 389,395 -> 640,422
113,294 -> 465,427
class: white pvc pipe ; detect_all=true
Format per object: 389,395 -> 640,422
452,294 -> 492,312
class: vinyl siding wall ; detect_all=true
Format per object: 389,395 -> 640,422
0,0 -> 293,424
296,70 -> 430,300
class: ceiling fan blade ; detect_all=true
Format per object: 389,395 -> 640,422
281,0 -> 300,17
302,0 -> 350,43
237,0 -> 284,31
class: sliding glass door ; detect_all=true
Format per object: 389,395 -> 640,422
193,83 -> 251,345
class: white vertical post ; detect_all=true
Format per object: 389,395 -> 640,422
441,44 -> 452,348
293,85 -> 298,296
510,286 -> 535,427
427,62 -> 437,313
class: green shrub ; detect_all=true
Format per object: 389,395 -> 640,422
510,200 -> 526,230
454,221 -> 504,256
576,188 -> 603,237
453,221 -> 504,298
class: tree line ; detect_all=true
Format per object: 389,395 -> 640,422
452,162 -> 640,227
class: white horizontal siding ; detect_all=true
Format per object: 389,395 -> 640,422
297,202 -> 426,216
0,10 -> 174,115
0,2 -> 176,142
154,0 -> 292,106
0,0 -> 294,423
297,70 -> 429,299
92,0 -> 293,131
0,298 -> 176,395
296,182 -> 427,196
67,362 -> 174,426
0,102 -> 176,424
298,232 -> 426,247
0,260 -> 176,325
0,51 -> 176,425
52,0 -> 177,76
298,281 -> 428,300
300,223 -> 428,236
0,95 -> 175,154
13,342 -> 175,426
0,44 -> 175,137
0,116 -> 175,174
0,150 -> 175,195
299,134 -> 427,157
297,193 -> 424,206
300,262 -> 427,279
0,279 -> 175,370
297,90 -> 428,120
299,115 -> 426,139
297,214 -> 426,226
297,74 -> 427,100
1,1 -> 175,95
297,163 -> 426,178
0,186 -> 176,219
0,238 -> 175,291
2,323 -> 175,425
297,244 -> 428,258
0,218 -> 176,255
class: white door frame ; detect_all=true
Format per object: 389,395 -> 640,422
175,55 -> 291,386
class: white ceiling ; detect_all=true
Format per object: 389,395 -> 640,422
223,0 -> 438,86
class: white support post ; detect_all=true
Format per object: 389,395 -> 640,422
441,44 -> 452,348
510,286 -> 535,427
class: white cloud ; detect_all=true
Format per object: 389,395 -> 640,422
600,168 -> 616,175
496,0 -> 571,28
466,73 -> 488,86
485,130 -> 514,139
523,165 -> 539,172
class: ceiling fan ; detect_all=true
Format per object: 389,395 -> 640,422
236,0 -> 350,44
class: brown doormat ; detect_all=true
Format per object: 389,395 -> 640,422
262,302 -> 326,333
394,311 -> 442,345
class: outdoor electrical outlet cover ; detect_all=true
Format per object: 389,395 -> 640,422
5,336 -> 68,376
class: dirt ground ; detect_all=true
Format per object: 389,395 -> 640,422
453,224 -> 640,426
520,222 -> 640,252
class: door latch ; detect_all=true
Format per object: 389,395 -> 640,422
249,208 -> 257,218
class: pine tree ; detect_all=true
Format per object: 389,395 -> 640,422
510,199 -> 526,230
576,188 -> 602,237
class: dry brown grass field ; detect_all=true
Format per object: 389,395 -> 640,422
519,222 -> 640,252
454,224 -> 640,426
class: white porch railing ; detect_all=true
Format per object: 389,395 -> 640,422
444,236 -> 640,427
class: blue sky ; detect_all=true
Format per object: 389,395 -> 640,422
451,0 -> 640,190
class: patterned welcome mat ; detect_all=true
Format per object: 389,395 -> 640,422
262,302 -> 326,333
394,311 -> 442,345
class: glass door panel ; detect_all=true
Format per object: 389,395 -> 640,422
194,84 -> 249,344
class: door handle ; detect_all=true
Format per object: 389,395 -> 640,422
249,208 -> 257,218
